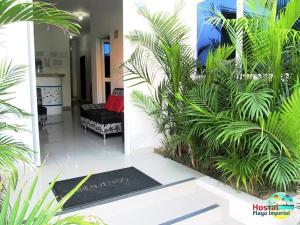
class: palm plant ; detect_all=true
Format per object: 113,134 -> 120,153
172,0 -> 300,193
124,1 -> 197,155
207,0 -> 300,95
182,63 -> 300,191
0,60 -> 32,188
0,173 -> 105,225
0,0 -> 80,33
0,0 -> 102,224
124,0 -> 300,194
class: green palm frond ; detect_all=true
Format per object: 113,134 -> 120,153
0,60 -> 34,188
131,90 -> 160,117
123,47 -> 156,87
187,83 -> 219,114
216,150 -> 261,192
258,154 -> 300,191
279,88 -> 300,147
206,45 -> 235,73
251,112 -> 292,158
277,0 -> 300,29
244,0 -> 270,15
0,60 -> 31,118
185,80 -> 300,190
0,122 -> 26,133
0,99 -> 30,118
51,216 -> 104,225
125,1 -> 195,90
0,60 -> 26,94
0,134 -> 31,189
234,80 -> 274,121
126,30 -> 168,73
137,2 -> 190,47
126,30 -> 156,49
0,173 -> 105,225
208,0 -> 300,93
0,0 -> 80,33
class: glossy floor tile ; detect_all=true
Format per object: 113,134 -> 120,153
16,106 -> 204,217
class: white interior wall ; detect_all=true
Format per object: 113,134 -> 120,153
0,21 -> 39,162
34,24 -> 72,107
90,0 -> 123,104
123,0 -> 198,155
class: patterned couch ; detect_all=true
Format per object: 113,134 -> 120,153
80,88 -> 124,143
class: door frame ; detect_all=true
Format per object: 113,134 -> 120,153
80,56 -> 87,100
103,41 -> 112,101
95,37 -> 111,103
27,22 -> 41,166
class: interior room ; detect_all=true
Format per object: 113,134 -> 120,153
33,0 -> 125,165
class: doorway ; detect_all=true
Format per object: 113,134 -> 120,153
80,56 -> 87,100
96,38 -> 113,103
32,0 -> 125,166
104,42 -> 111,101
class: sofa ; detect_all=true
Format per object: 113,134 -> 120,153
80,88 -> 124,143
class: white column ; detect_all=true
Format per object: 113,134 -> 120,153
27,22 -> 41,166
237,0 -> 244,19
236,0 -> 244,61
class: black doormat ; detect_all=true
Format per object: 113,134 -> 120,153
52,167 -> 162,210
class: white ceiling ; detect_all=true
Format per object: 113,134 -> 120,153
43,0 -> 92,34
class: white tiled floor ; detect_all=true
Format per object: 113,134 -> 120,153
18,106 -> 203,208
37,106 -> 203,184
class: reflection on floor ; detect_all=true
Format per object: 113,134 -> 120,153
37,106 -> 202,185
18,106 -> 204,222
39,106 -> 125,174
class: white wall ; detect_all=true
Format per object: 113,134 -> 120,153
90,0 -> 123,104
123,0 -> 198,154
34,24 -> 72,107
0,21 -> 40,163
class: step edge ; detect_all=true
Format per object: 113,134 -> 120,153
57,177 -> 197,216
159,204 -> 220,225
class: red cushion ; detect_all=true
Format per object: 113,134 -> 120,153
105,95 -> 117,111
110,96 -> 124,113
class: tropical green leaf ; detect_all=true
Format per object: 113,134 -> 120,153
279,88 -> 300,148
0,0 -> 80,33
234,80 -> 274,121
258,154 -> 300,191
131,90 -> 160,117
216,150 -> 261,192
0,172 -> 104,225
